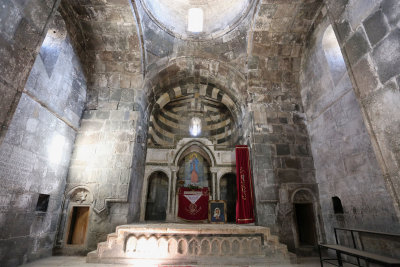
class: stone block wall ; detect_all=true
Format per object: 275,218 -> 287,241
0,12 -> 87,267
300,10 -> 400,243
0,0 -> 59,143
247,2 -> 322,248
56,0 -> 146,253
325,0 -> 400,221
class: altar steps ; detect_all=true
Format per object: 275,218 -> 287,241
87,223 -> 292,266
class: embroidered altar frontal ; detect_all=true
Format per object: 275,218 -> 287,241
178,187 -> 209,221
235,145 -> 255,224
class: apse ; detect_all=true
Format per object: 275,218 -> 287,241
148,83 -> 239,148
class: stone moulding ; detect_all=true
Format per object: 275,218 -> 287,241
87,223 -> 292,265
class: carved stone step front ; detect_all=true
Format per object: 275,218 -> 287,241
87,223 -> 291,266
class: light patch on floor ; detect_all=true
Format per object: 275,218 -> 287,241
20,256 -> 328,267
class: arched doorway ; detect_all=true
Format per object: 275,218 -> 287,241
145,171 -> 169,221
292,190 -> 318,248
220,173 -> 236,223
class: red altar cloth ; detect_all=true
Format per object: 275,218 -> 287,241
178,187 -> 209,221
236,145 -> 255,224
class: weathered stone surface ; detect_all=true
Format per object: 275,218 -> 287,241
300,14 -> 400,246
1,0 -> 400,265
363,10 -> 390,46
372,29 -> 400,83
344,27 -> 371,65
87,224 -> 290,265
0,12 -> 86,263
0,0 -> 59,143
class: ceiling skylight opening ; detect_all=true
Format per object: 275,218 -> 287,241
188,8 -> 203,33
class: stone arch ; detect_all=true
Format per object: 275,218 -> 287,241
291,188 -> 316,204
143,57 -> 247,115
142,57 -> 248,147
173,140 -> 217,168
142,170 -> 170,221
66,186 -> 94,205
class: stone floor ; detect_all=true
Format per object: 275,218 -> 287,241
21,256 -> 353,267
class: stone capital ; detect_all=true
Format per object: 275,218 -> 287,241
170,166 -> 179,172
210,167 -> 219,173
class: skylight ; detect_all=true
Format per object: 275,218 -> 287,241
188,8 -> 203,32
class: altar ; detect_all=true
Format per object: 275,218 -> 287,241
87,223 -> 291,266
140,138 -> 238,222
141,139 -> 255,225
87,140 -> 292,265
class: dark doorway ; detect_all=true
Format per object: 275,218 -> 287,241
294,203 -> 317,246
67,206 -> 89,245
220,173 -> 236,223
145,172 -> 169,221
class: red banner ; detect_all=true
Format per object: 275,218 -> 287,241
235,145 -> 255,224
178,188 -> 209,221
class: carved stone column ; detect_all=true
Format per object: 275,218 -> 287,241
210,167 -> 218,200
169,166 -> 179,221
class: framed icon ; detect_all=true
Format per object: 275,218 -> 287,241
209,200 -> 226,223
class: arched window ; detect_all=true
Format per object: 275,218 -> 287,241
332,196 -> 344,214
188,8 -> 203,32
322,25 -> 347,85
189,117 -> 202,136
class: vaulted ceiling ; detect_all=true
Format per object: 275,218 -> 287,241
59,0 -> 324,148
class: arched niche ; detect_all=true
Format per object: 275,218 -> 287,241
219,173 -> 237,223
176,145 -> 212,189
145,171 -> 169,221
173,141 -> 216,168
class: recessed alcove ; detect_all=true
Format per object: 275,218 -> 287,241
36,194 -> 50,212
145,171 -> 169,221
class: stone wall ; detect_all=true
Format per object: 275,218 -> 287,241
300,10 -> 400,244
0,0 -> 59,144
325,0 -> 400,220
56,0 -> 145,253
247,0 -> 323,251
0,13 -> 86,267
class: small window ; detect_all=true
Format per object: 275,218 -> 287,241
36,194 -> 50,212
322,25 -> 347,85
332,196 -> 344,214
188,8 -> 203,32
189,117 -> 202,136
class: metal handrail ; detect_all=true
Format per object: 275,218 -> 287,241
334,227 -> 400,239
333,227 -> 400,266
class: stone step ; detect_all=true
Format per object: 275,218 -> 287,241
87,223 -> 292,265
